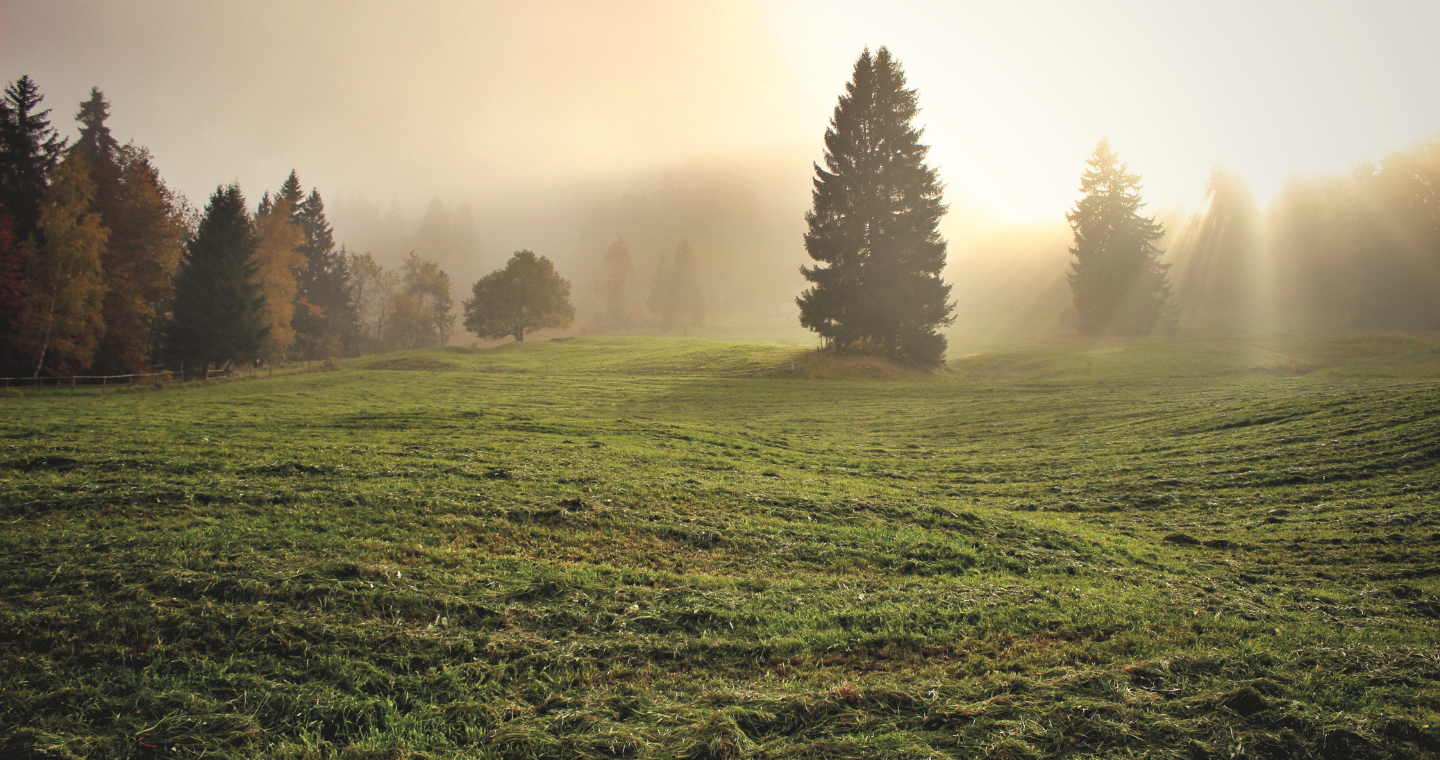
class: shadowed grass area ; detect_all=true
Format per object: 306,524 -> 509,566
1,334 -> 1438,758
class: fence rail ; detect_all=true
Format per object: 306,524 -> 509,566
0,371 -> 179,390
0,367 -> 259,390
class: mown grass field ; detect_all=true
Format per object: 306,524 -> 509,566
2,334 -> 1439,759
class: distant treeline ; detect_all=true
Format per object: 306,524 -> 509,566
1169,141 -> 1440,334
1053,137 -> 1440,337
0,77 -> 474,378
0,76 -> 719,378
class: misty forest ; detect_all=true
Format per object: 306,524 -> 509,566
3,3 -> 1440,758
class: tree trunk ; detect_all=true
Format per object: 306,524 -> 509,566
31,261 -> 68,379
514,329 -> 524,342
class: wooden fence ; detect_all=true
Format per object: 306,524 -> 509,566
0,367 -> 252,391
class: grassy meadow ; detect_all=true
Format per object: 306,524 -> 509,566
2,334 -> 1439,758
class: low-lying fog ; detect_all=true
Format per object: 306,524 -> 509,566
6,0 -> 1438,346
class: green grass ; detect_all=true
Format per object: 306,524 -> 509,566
2,334 -> 1439,758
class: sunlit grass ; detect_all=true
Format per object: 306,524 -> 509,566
2,335 -> 1438,758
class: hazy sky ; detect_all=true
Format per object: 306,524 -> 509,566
4,0 -> 1438,226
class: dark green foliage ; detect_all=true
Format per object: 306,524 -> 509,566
0,75 -> 67,243
1,334 -> 1438,758
71,87 -> 121,161
464,249 -> 575,341
1067,139 -> 1174,335
0,214 -> 24,373
274,169 -> 303,210
797,47 -> 953,368
292,188 -> 355,359
164,184 -> 266,374
69,87 -> 122,219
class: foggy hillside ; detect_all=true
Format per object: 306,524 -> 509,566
331,157 -> 814,337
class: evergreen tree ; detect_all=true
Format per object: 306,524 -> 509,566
1066,140 -> 1173,335
70,87 -> 122,221
275,170 -> 304,211
70,88 -> 187,372
72,88 -> 121,159
0,75 -> 67,244
13,156 -> 107,376
464,250 -> 574,342
797,47 -> 953,367
648,238 -> 704,333
251,188 -> 304,357
165,184 -> 266,376
292,188 -> 354,358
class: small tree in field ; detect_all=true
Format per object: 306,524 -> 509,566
464,250 -> 574,342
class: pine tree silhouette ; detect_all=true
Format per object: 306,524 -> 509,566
797,47 -> 953,367
1066,140 -> 1174,335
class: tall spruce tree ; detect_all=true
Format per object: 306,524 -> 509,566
275,170 -> 303,210
797,47 -> 953,367
0,75 -> 67,244
292,188 -> 353,358
69,91 -> 187,373
165,184 -> 266,376
70,88 -> 122,216
0,76 -> 69,373
1066,140 -> 1173,335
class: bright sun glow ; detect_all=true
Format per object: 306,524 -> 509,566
762,0 -> 1440,220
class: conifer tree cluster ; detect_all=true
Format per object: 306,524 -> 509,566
0,76 -> 399,378
798,47 -> 954,368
